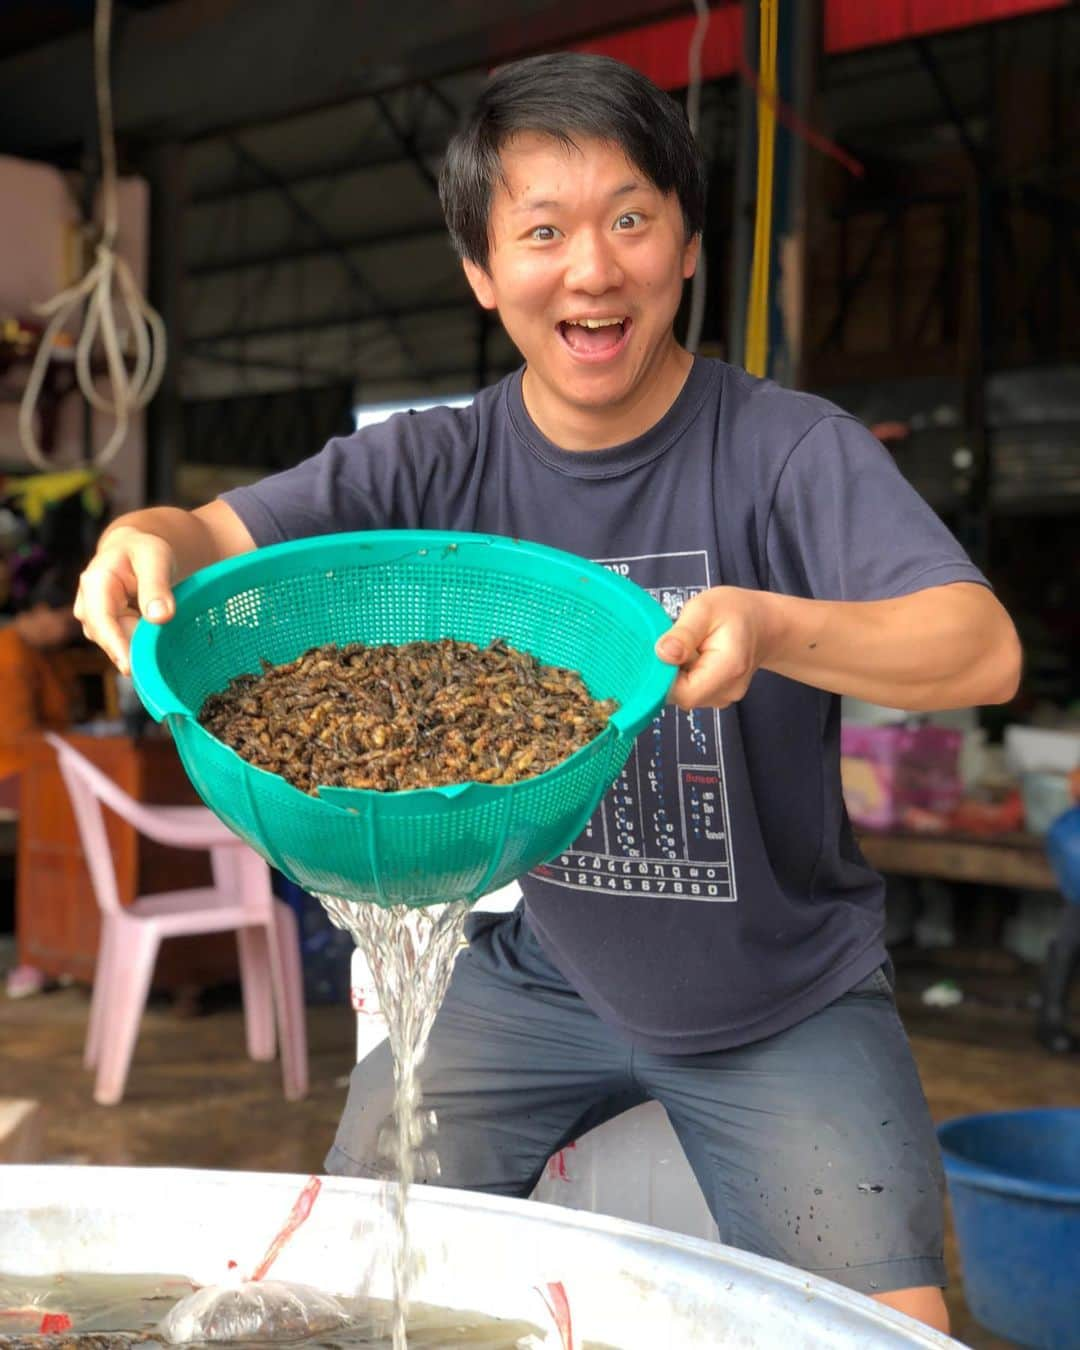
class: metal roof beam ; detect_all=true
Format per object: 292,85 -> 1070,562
188,222 -> 448,279
188,295 -> 474,345
372,91 -> 441,200
225,138 -> 428,374
419,81 -> 461,128
189,136 -> 451,206
0,0 -> 688,157
911,35 -> 986,173
187,358 -> 490,391
186,349 -> 355,382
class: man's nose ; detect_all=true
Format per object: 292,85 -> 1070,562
564,228 -> 623,293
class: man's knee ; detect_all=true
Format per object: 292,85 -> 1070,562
324,1140 -> 393,1180
325,1042 -> 397,1177
873,1286 -> 949,1335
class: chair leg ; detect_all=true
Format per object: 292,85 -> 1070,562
237,925 -> 276,1062
1037,904 -> 1080,1054
93,925 -> 159,1107
267,901 -> 308,1101
85,919 -> 119,1070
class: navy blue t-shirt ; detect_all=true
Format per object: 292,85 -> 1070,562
222,358 -> 987,1053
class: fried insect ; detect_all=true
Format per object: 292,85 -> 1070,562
197,638 -> 618,794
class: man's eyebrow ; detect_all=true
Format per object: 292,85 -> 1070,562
610,180 -> 647,200
511,180 -> 650,214
512,197 -> 560,214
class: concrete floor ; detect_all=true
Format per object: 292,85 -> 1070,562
1,961 -> 1077,1350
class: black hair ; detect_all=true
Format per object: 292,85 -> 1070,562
7,488 -> 106,614
438,52 -> 706,269
17,562 -> 78,613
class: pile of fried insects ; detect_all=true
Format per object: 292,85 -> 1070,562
198,637 -> 618,793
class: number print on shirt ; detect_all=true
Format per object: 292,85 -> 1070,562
531,551 -> 738,903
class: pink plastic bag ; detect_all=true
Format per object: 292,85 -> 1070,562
841,723 -> 962,829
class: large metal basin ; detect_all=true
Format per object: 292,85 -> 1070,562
0,1166 -> 962,1347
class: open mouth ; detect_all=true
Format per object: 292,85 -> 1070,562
557,316 -> 632,360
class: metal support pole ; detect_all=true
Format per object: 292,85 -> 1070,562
729,0 -> 819,384
965,26 -> 997,570
728,0 -> 758,368
913,32 -> 993,566
145,141 -> 186,505
773,0 -> 819,389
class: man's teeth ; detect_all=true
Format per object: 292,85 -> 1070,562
566,318 -> 624,328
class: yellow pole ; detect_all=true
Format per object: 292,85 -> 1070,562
744,0 -> 779,378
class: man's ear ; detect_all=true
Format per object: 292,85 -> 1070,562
462,258 -> 497,310
682,232 -> 702,280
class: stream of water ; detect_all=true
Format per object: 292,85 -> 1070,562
318,896 -> 473,1350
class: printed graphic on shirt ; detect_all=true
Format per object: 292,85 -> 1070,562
531,550 -> 737,903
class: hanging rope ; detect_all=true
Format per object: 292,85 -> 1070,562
684,0 -> 710,355
743,0 -> 779,378
18,0 -> 167,471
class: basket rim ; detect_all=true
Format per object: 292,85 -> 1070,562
131,528 -> 676,803
938,1109 -> 1080,1203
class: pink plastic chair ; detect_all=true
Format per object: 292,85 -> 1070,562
45,733 -> 308,1106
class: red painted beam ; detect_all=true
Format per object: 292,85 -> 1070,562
572,0 -> 1068,91
571,2 -> 742,89
825,0 -> 1068,54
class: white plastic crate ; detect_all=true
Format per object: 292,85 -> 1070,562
350,885 -> 718,1242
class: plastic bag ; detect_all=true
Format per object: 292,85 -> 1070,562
157,1176 -> 348,1344
158,1278 -> 348,1344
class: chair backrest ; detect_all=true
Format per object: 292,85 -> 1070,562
44,732 -> 201,843
45,733 -> 275,922
44,733 -> 126,916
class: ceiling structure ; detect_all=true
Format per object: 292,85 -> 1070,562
0,0 -> 696,156
0,1 -> 1076,506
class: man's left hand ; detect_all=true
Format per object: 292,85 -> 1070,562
654,586 -> 775,710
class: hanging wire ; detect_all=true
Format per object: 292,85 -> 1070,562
743,0 -> 779,377
18,0 -> 167,471
684,0 -> 711,355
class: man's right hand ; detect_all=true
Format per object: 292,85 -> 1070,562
74,501 -> 256,676
74,525 -> 178,675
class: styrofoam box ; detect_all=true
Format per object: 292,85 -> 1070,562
351,885 -> 719,1242
1004,724 -> 1080,775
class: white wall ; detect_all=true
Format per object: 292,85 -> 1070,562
0,154 -> 148,514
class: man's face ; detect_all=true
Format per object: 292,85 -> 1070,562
463,133 -> 699,440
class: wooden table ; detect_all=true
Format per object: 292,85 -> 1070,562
858,828 -> 1057,893
16,730 -> 238,989
858,826 -> 1072,1049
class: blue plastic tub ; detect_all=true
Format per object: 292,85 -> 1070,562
938,1108 -> 1080,1349
1046,805 -> 1080,903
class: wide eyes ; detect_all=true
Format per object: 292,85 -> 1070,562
528,213 -> 645,243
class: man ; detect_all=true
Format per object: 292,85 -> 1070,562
76,54 -> 1020,1332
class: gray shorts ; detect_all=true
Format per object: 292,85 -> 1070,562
326,907 -> 946,1297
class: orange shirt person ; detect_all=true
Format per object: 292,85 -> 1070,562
0,602 -> 80,785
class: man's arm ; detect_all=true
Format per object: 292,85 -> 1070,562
74,500 -> 256,674
656,581 -> 1022,712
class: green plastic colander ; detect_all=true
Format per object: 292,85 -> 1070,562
130,530 -> 675,908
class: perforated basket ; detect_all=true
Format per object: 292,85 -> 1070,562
131,531 -> 674,909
